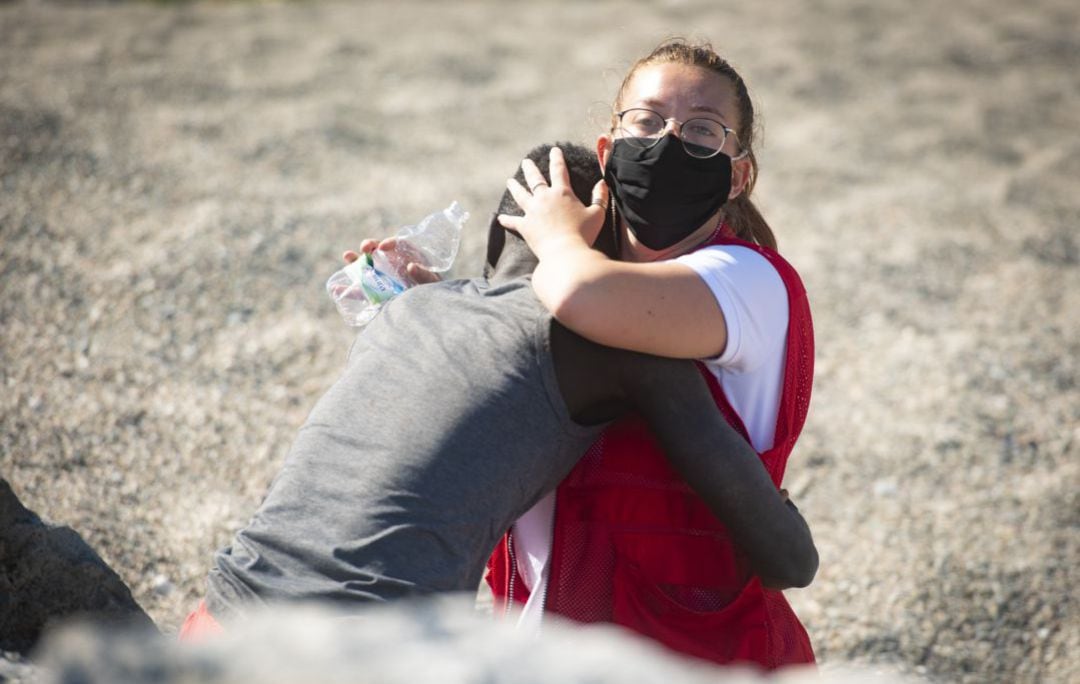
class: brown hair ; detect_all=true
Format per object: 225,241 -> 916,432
612,39 -> 777,251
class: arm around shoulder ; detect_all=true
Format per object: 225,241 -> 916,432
532,253 -> 729,359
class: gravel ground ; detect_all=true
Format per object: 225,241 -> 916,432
2,1 -> 1077,682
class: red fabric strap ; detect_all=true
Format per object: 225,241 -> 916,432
178,599 -> 225,642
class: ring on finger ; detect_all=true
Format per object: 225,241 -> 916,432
529,181 -> 548,193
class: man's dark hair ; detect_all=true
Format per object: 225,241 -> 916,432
484,142 -> 615,279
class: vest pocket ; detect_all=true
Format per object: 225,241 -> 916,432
610,531 -> 769,666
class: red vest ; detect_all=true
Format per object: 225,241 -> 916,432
487,234 -> 815,670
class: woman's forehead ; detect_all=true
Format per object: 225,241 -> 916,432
623,63 -> 737,122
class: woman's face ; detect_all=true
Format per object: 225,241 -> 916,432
598,62 -> 752,262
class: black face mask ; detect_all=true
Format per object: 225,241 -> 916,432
604,136 -> 732,250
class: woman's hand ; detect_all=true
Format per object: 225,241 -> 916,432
493,146 -> 727,360
497,146 -> 608,261
342,237 -> 441,285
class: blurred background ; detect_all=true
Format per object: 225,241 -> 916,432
1,1 -> 1077,682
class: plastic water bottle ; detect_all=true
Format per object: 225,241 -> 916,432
326,201 -> 469,327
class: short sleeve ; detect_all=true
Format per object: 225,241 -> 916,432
675,245 -> 789,372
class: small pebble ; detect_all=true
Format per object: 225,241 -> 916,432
151,574 -> 175,597
873,479 -> 898,497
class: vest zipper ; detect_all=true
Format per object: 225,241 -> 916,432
534,494 -> 555,626
504,532 -> 516,617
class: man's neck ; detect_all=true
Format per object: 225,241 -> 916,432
488,236 -> 539,283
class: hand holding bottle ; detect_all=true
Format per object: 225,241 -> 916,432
328,202 -> 469,327
342,237 -> 441,287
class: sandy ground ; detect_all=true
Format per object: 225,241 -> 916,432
1,1 -> 1077,682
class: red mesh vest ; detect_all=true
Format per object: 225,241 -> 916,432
487,233 -> 815,669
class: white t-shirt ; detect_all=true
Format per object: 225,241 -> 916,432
511,244 -> 790,632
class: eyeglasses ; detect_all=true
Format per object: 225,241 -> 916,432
615,108 -> 747,160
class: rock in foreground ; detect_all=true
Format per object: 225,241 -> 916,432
35,597 -> 911,684
0,479 -> 156,654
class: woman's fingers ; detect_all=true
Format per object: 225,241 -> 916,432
590,179 -> 609,209
520,157 -> 549,193
505,177 -> 533,212
548,146 -> 570,190
521,146 -> 571,192
578,180 -> 608,228
497,213 -> 522,231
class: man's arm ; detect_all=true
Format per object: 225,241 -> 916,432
551,322 -> 817,589
617,350 -> 817,588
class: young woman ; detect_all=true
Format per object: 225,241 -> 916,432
488,39 -> 817,670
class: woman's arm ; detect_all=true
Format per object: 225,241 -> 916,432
533,246 -> 726,359
498,147 -> 728,359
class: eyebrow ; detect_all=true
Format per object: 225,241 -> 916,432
637,98 -> 730,123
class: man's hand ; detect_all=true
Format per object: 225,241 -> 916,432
342,237 -> 441,285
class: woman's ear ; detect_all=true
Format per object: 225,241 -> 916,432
596,134 -> 613,172
729,155 -> 752,200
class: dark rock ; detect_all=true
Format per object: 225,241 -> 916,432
0,479 -> 157,655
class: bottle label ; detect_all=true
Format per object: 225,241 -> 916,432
359,254 -> 405,304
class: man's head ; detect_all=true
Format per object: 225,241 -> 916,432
485,142 -> 615,281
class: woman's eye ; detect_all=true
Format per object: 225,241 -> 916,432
687,123 -> 718,138
624,111 -> 664,134
633,119 -> 662,133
